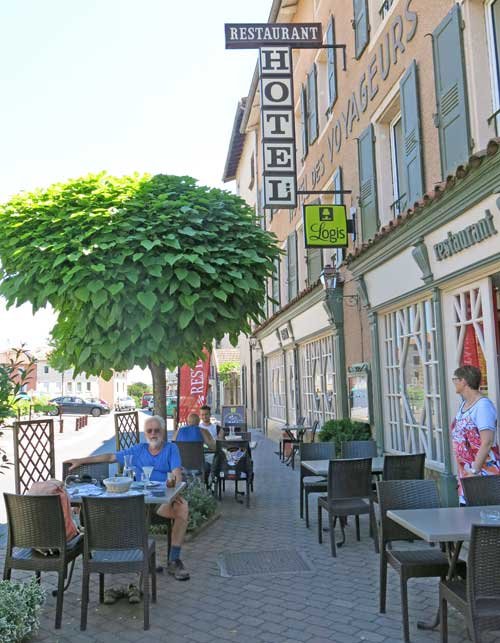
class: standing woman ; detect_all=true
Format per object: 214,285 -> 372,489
451,365 -> 500,504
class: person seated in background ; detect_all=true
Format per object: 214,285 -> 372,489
173,412 -> 216,450
199,405 -> 224,440
64,415 -> 190,580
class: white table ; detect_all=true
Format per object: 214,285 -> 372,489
67,481 -> 186,505
387,505 -> 500,542
301,456 -> 385,477
387,504 -> 500,631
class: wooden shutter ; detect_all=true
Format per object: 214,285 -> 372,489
307,248 -> 323,284
307,64 -> 318,145
300,85 -> 308,159
353,0 -> 369,59
287,232 -> 298,301
332,167 -> 345,265
432,4 -> 471,178
326,17 -> 337,109
400,60 -> 424,207
357,124 -> 379,241
272,258 -> 280,313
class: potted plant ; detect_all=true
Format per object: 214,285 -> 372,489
318,418 -> 372,456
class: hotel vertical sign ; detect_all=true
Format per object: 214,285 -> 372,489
225,23 -> 323,209
259,47 -> 296,208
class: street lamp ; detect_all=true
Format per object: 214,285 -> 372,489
320,264 -> 359,306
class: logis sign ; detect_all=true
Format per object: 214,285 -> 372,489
225,22 -> 323,209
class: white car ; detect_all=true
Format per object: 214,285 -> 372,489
115,395 -> 136,412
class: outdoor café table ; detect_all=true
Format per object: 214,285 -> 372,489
66,481 -> 186,509
301,456 -> 385,477
282,425 -> 310,465
386,504 -> 500,631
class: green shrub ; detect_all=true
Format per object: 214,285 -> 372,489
149,478 -> 217,535
0,579 -> 45,643
318,419 -> 372,456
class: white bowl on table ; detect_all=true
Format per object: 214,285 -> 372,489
103,477 -> 133,494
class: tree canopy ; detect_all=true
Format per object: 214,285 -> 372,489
0,173 -> 279,386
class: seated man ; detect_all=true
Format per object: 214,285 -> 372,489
173,412 -> 216,450
64,415 -> 190,580
199,405 -> 224,440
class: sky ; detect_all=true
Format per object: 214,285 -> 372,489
0,0 -> 270,351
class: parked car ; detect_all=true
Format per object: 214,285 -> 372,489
148,396 -> 177,417
141,393 -> 153,409
115,395 -> 136,412
48,396 -> 110,417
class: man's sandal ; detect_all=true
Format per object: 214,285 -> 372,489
103,587 -> 125,605
127,584 -> 142,604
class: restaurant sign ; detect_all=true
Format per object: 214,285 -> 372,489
433,210 -> 498,261
225,22 -> 324,209
225,23 -> 322,49
303,204 -> 348,248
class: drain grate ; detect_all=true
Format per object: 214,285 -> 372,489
217,549 -> 314,578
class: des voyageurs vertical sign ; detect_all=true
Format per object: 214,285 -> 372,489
178,350 -> 211,424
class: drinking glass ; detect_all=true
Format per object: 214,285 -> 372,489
142,466 -> 154,490
123,455 -> 135,480
229,426 -> 235,438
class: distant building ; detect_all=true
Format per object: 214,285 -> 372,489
33,349 -> 127,406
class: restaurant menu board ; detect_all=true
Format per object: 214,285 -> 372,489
221,405 -> 246,427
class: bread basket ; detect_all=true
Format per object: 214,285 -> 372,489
103,476 -> 133,494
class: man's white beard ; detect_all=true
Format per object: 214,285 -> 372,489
147,437 -> 162,449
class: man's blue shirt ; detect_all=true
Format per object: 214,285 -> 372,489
115,442 -> 181,482
175,425 -> 204,442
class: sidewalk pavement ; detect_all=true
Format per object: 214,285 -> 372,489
1,432 -> 489,643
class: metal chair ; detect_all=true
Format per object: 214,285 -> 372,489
299,441 -> 336,528
341,439 -> 377,459
440,523 -> 500,643
3,493 -> 83,629
462,475 -> 500,506
80,495 -> 156,631
278,416 -> 305,461
289,420 -> 319,470
62,461 -> 109,484
317,458 -> 378,557
377,479 -> 466,643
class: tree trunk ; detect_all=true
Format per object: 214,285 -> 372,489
149,362 -> 166,422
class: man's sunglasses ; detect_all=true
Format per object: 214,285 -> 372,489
145,427 -> 162,434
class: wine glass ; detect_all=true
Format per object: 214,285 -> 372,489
142,466 -> 154,491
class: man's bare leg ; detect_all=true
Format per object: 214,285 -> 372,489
156,498 -> 190,580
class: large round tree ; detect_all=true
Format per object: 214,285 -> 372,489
0,173 -> 279,417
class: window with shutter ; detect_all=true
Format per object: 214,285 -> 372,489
307,248 -> 323,285
353,0 -> 369,59
486,0 -> 500,134
357,124 -> 379,241
326,17 -> 337,111
389,114 -> 407,216
432,4 -> 471,178
307,65 -> 319,145
287,232 -> 298,301
400,60 -> 424,208
300,85 -> 308,160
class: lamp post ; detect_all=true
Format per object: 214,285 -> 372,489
249,336 -> 258,428
319,264 -> 350,419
